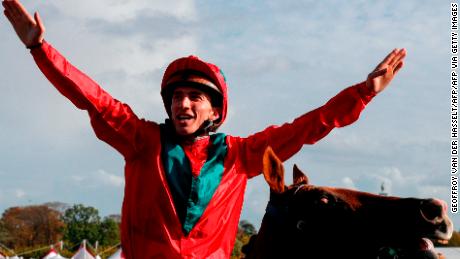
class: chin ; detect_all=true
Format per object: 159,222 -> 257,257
175,127 -> 198,136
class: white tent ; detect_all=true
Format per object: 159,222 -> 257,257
71,247 -> 95,259
42,247 -> 68,259
42,248 -> 58,259
0,252 -> 5,259
71,242 -> 95,259
107,248 -> 124,259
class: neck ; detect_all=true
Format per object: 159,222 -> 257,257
245,193 -> 291,259
179,134 -> 209,145
165,119 -> 214,144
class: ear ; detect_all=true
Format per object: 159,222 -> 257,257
209,107 -> 221,121
293,164 -> 309,186
263,146 -> 285,193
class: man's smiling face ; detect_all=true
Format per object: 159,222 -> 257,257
171,86 -> 220,136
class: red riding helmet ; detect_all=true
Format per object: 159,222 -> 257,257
161,55 -> 228,131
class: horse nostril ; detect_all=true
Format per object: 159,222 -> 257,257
420,199 -> 444,224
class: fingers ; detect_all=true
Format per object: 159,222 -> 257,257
388,48 -> 406,67
377,48 -> 405,69
3,0 -> 21,19
1,1 -> 8,10
2,1 -> 15,21
3,2 -> 19,25
377,48 -> 399,69
393,61 -> 404,75
13,0 -> 31,20
373,48 -> 406,75
3,0 -> 33,24
3,9 -> 14,24
385,49 -> 400,66
34,11 -> 44,32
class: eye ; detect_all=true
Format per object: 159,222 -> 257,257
319,196 -> 329,205
172,93 -> 183,101
189,92 -> 205,101
314,194 -> 331,206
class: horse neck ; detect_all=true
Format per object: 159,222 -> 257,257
246,194 -> 294,259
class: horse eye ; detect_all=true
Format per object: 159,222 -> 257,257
314,195 -> 330,206
319,196 -> 329,205
296,220 -> 306,231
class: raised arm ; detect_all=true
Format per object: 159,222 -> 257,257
238,49 -> 407,178
3,0 -> 145,159
2,0 -> 44,48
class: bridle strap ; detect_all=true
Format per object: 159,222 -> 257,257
294,184 -> 307,195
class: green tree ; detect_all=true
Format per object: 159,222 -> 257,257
99,217 -> 120,246
0,219 -> 9,243
62,204 -> 101,247
239,220 -> 257,236
232,220 -> 258,259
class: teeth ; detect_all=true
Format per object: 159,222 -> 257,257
437,239 -> 448,245
178,115 -> 193,120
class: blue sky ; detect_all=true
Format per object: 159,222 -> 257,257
0,0 -> 458,231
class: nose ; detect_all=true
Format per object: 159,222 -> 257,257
419,198 -> 454,240
420,198 -> 446,224
177,96 -> 191,109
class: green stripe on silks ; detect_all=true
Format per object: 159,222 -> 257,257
183,133 -> 227,234
160,124 -> 227,235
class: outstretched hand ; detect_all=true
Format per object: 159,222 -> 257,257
367,48 -> 406,94
2,0 -> 45,48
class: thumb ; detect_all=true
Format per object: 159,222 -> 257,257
34,11 -> 45,33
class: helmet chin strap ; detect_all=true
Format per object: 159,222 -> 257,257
192,119 -> 214,137
165,119 -> 215,142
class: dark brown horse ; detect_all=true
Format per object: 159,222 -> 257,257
244,147 -> 453,259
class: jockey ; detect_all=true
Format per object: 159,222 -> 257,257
2,0 -> 406,258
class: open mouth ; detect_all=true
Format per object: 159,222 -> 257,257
373,213 -> 452,259
417,238 -> 434,252
176,114 -> 195,123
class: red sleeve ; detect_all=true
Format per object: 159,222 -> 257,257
237,82 -> 376,178
30,41 -> 144,159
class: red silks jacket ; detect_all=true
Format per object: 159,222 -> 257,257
31,42 -> 375,259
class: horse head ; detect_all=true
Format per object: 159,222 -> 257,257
245,147 -> 453,259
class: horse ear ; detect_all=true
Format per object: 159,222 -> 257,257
293,164 -> 309,185
262,146 -> 285,193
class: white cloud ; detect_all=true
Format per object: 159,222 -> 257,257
342,177 -> 356,190
340,166 -> 446,201
15,189 -> 26,199
71,175 -> 85,183
38,0 -> 197,23
71,169 -> 123,188
381,167 -> 407,186
96,169 -> 124,187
